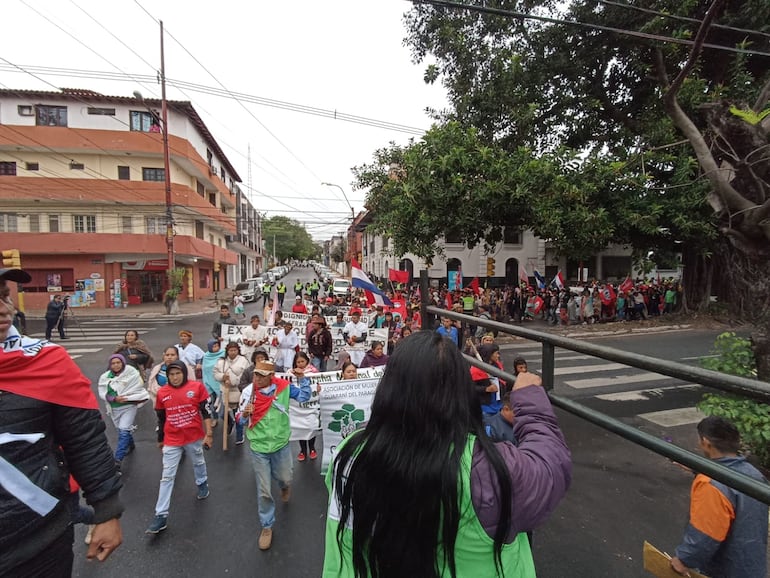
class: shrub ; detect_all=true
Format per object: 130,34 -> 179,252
697,332 -> 770,468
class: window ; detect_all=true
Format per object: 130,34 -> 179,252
0,162 -> 16,176
220,166 -> 225,180
48,214 -> 60,232
29,214 -> 40,233
200,269 -> 211,289
195,221 -> 204,239
208,193 -> 216,206
87,107 -> 115,116
130,110 -> 160,132
146,217 -> 164,234
445,229 -> 462,244
0,213 -> 18,232
69,161 -> 85,170
73,214 -> 96,233
142,167 -> 165,182
25,162 -> 39,171
117,166 -> 130,180
17,105 -> 34,116
35,105 -> 67,127
196,180 -> 205,196
122,216 -> 133,233
17,269 -> 75,293
503,226 -> 522,245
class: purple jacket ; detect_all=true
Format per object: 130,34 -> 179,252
471,385 -> 572,540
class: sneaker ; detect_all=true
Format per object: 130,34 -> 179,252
258,527 -> 273,550
280,486 -> 291,503
235,436 -> 244,445
309,449 -> 318,460
84,524 -> 95,545
145,514 -> 168,534
197,481 -> 210,500
114,460 -> 122,476
297,452 -> 306,462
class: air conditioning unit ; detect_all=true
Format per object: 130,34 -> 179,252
18,105 -> 34,116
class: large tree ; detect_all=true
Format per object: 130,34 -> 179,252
261,216 -> 318,264
357,0 -> 769,376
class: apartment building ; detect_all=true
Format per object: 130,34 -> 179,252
0,88 -> 260,310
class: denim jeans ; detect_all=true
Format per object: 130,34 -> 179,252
154,439 -> 208,516
110,405 -> 137,461
249,443 -> 292,529
310,356 -> 327,372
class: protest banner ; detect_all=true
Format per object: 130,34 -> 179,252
318,369 -> 384,474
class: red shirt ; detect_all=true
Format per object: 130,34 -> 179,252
155,380 -> 209,446
292,303 -> 308,314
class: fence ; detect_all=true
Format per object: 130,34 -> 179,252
421,297 -> 770,505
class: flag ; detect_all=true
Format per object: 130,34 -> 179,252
388,268 -> 409,284
267,285 -> 279,325
469,277 -> 480,296
445,291 -> 453,309
352,259 -> 393,306
552,270 -> 565,290
619,276 -> 634,294
519,264 -> 531,288
599,284 -> 616,306
533,270 -> 546,290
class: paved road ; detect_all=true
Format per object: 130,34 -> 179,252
23,268 -> 731,577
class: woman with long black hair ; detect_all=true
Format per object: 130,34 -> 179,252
324,330 -> 571,578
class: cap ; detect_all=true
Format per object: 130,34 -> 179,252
326,297 -> 333,303
178,330 -> 193,338
254,360 -> 276,376
0,268 -> 31,283
350,308 -> 362,315
295,295 -> 302,300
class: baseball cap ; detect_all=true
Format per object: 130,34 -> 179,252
350,308 -> 362,315
295,295 -> 302,300
0,268 -> 31,283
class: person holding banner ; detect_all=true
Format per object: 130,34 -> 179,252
323,330 -> 572,577
236,361 -> 314,551
342,309 -> 368,366
291,352 -> 320,462
360,341 -> 388,369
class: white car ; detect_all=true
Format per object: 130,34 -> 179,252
332,278 -> 352,298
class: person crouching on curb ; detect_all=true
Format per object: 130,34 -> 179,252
236,360 -> 317,550
146,361 -> 213,535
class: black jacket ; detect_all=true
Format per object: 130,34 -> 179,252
0,391 -> 123,573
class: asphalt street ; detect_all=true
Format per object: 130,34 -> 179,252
25,267 -> 734,577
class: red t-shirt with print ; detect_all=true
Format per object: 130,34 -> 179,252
155,380 -> 209,446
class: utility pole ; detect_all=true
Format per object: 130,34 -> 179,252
159,21 -> 174,277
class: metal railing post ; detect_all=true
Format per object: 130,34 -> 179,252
542,342 -> 555,390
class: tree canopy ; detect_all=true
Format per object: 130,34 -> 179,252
353,0 -> 770,375
261,215 -> 319,264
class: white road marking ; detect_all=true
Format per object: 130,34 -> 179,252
565,373 -> 674,389
638,407 -> 705,427
595,384 -> 701,401
554,363 -> 627,375
680,354 -> 719,361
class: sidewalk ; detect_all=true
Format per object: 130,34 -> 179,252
23,297 -> 222,320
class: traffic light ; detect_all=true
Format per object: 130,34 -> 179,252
2,249 -> 21,268
214,259 -> 220,272
486,256 -> 495,277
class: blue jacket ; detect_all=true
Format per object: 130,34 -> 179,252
675,456 -> 768,577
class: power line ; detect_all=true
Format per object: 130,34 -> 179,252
409,0 -> 770,58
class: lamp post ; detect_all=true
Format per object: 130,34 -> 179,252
321,182 -> 355,275
134,20 -> 174,279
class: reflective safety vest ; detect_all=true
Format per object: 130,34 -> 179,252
277,283 -> 286,294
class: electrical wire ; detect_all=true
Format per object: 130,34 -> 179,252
409,0 -> 770,58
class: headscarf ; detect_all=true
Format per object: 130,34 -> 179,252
206,339 -> 219,353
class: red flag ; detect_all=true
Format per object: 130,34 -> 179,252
599,284 -> 616,306
619,277 -> 634,294
388,269 -> 409,284
445,292 -> 453,308
469,277 -> 480,296
519,264 -> 531,288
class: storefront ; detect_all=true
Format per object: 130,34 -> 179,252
123,260 -> 169,304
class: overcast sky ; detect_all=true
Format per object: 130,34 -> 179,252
0,0 -> 447,241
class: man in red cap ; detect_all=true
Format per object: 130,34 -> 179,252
343,308 -> 368,366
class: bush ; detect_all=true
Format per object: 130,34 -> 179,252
697,332 -> 770,468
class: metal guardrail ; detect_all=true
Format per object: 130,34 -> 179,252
421,298 -> 770,505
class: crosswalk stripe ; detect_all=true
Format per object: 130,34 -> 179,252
638,407 -> 705,427
564,373 -> 674,389
595,384 -> 701,401
63,348 -> 103,354
554,363 -> 627,376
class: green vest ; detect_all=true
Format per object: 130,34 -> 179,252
262,283 -> 271,294
277,283 -> 286,294
294,283 -> 303,291
245,384 -> 291,454
322,435 -> 536,577
462,295 -> 475,311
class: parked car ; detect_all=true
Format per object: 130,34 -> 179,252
233,279 -> 259,303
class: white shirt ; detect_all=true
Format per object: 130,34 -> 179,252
241,324 -> 269,361
274,329 -> 299,370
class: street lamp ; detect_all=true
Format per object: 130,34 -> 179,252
321,182 -> 355,274
133,20 -> 174,277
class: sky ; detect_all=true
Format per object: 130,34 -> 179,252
0,0 -> 448,241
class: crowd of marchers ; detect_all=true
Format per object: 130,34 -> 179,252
0,263 -> 766,578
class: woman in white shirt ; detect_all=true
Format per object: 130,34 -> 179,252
273,321 -> 299,373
